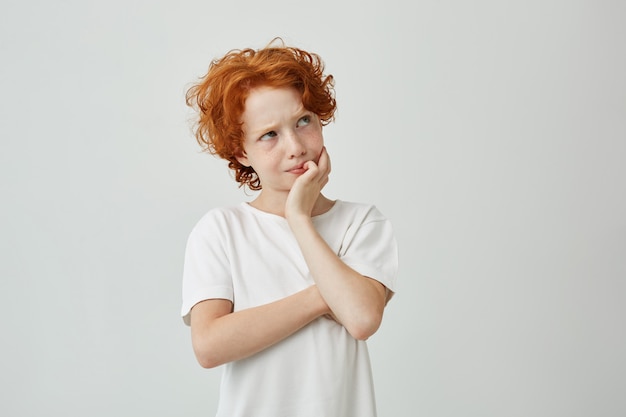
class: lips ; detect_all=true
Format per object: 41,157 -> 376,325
287,162 -> 307,174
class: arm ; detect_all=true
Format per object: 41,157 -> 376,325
190,285 -> 329,368
285,148 -> 388,340
288,218 -> 387,340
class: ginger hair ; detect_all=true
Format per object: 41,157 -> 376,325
185,39 -> 337,190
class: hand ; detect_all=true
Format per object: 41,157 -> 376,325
285,147 -> 331,220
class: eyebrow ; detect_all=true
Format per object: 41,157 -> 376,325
246,122 -> 277,138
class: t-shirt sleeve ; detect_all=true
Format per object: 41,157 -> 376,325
180,213 -> 234,326
339,207 -> 399,295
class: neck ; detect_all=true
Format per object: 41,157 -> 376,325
249,192 -> 334,218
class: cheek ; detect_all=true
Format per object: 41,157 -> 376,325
316,135 -> 325,154
312,141 -> 325,163
308,126 -> 324,148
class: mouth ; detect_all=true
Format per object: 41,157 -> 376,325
286,162 -> 307,174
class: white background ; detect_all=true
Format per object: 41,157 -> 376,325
1,1 -> 625,416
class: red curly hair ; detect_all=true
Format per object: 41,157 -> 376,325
185,39 -> 337,190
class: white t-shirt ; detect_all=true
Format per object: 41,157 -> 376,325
181,200 -> 398,417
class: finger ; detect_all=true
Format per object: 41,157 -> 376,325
326,148 -> 331,175
295,160 -> 318,184
303,159 -> 318,174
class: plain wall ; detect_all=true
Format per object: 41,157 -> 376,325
1,1 -> 624,416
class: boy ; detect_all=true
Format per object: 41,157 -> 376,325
182,39 -> 398,417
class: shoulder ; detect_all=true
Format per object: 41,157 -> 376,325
195,203 -> 247,224
329,200 -> 389,224
188,203 -> 250,238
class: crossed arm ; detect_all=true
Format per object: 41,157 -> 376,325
190,149 -> 388,368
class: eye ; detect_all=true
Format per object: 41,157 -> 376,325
296,115 -> 311,127
259,131 -> 277,141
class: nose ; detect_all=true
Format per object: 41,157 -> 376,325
285,130 -> 306,158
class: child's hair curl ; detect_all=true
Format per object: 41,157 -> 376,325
185,39 -> 337,190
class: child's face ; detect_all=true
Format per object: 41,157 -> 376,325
237,86 -> 324,194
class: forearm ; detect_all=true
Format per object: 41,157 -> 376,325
288,216 -> 386,340
191,285 -> 328,368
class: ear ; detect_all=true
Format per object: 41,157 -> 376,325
235,151 -> 250,167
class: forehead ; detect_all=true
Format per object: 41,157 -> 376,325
242,86 -> 304,127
